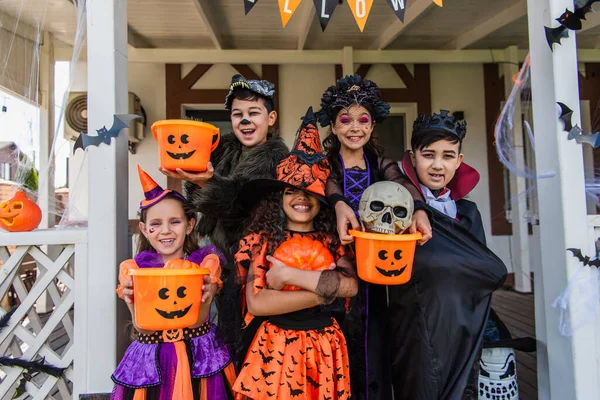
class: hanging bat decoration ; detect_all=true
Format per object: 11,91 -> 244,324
73,114 -> 142,153
545,1 -> 600,50
557,102 -> 600,147
567,248 -> 600,267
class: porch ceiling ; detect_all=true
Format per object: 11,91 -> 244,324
0,0 -> 599,51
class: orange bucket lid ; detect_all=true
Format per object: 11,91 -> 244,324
350,230 -> 422,241
129,268 -> 210,276
151,120 -> 218,139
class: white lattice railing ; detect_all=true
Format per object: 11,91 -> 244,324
0,229 -> 87,399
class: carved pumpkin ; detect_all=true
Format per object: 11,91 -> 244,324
272,237 -> 335,291
152,120 -> 220,172
129,267 -> 209,330
350,230 -> 421,285
0,190 -> 42,232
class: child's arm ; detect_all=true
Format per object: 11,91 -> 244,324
265,255 -> 358,302
326,174 -> 360,244
116,260 -> 155,335
245,271 -> 321,316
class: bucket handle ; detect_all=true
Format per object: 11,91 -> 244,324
211,128 -> 220,152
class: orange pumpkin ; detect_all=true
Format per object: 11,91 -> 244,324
152,120 -> 220,172
272,237 -> 335,291
0,190 -> 42,232
164,258 -> 199,269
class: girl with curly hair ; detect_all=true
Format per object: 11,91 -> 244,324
231,108 -> 357,400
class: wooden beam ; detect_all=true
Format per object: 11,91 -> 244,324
445,0 -> 527,50
192,0 -> 224,50
232,65 -> 260,80
369,0 -> 435,50
127,25 -> 153,48
297,1 -> 316,50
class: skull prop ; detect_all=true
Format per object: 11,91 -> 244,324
358,181 -> 414,234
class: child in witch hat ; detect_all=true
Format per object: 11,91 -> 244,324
113,166 -> 236,399
231,108 -> 357,400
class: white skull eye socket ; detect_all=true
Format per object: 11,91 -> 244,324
393,206 -> 407,218
370,201 -> 385,212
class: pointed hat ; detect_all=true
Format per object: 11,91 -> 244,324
241,107 -> 330,206
138,165 -> 185,210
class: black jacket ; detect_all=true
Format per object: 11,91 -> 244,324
184,131 -> 289,260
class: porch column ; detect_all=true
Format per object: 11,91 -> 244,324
75,0 -> 129,395
38,31 -> 55,230
503,46 -> 532,293
527,0 -> 599,399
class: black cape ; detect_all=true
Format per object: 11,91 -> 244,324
388,202 -> 507,400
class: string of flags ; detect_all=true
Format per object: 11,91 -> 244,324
244,0 -> 443,32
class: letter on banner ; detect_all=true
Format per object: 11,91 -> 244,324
244,0 -> 258,15
386,0 -> 406,23
278,0 -> 302,27
313,0 -> 339,31
348,0 -> 374,32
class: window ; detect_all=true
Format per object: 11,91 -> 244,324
375,115 -> 405,161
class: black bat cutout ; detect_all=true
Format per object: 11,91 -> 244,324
557,9 -> 583,30
575,0 -> 600,20
240,382 -> 251,392
267,391 -> 275,397
567,248 -> 600,267
265,381 -> 273,386
252,376 -> 259,382
557,102 -> 574,132
291,355 -> 299,365
73,114 -> 142,153
544,26 -> 569,50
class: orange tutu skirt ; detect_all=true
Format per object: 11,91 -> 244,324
233,318 -> 351,399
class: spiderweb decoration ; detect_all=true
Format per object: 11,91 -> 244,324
0,0 -> 88,228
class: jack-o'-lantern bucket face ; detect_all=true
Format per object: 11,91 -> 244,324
0,190 -> 42,232
129,267 -> 209,331
272,237 -> 334,291
152,120 -> 220,172
350,230 -> 421,285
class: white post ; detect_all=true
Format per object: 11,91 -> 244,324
527,0 -> 599,398
503,46 -> 532,293
36,31 -> 57,314
75,0 -> 128,395
342,46 -> 354,76
38,31 -> 55,230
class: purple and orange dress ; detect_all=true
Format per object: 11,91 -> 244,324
111,246 -> 236,400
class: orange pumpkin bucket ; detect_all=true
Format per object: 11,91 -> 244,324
129,268 -> 209,331
350,230 -> 422,285
152,120 -> 220,172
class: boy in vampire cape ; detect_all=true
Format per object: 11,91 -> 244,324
388,110 -> 507,400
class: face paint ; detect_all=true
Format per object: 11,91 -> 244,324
240,118 -> 251,125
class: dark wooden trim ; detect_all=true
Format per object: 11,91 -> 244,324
333,64 -> 431,115
232,65 -> 260,81
483,63 -> 512,236
181,64 -> 212,90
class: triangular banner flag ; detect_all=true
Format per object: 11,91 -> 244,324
278,0 -> 303,27
386,0 -> 407,23
244,0 -> 259,15
433,0 -> 443,6
348,0 -> 374,32
313,0 -> 339,31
